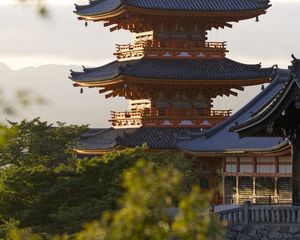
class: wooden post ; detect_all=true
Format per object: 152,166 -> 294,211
253,177 -> 256,204
243,201 -> 250,224
222,175 -> 225,204
236,176 -> 239,204
275,177 -> 278,203
292,135 -> 300,206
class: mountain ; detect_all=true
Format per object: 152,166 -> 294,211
0,62 -> 127,127
0,62 -> 12,73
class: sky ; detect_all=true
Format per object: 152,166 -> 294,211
0,0 -> 300,127
1,0 -> 300,69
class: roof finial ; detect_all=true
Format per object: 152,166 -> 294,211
292,53 -> 297,61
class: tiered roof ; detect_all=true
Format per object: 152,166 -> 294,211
75,0 -> 271,22
75,127 -> 203,154
74,68 -> 293,155
70,58 -> 273,87
74,0 -> 271,33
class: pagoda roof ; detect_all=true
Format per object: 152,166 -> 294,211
74,69 -> 292,156
75,0 -> 270,17
76,127 -> 203,154
177,68 -> 290,154
230,57 -> 300,137
70,58 -> 274,84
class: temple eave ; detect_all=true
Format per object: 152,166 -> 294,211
73,146 -> 124,155
72,76 -> 271,88
75,4 -> 270,20
179,142 -> 291,158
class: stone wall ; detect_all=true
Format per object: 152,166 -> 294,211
226,224 -> 300,240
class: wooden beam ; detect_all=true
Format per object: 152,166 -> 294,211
229,90 -> 238,97
224,23 -> 233,28
235,86 -> 245,91
110,25 -> 121,32
105,92 -> 114,99
99,88 -> 108,94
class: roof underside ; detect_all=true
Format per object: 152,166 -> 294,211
75,0 -> 270,16
70,58 -> 273,83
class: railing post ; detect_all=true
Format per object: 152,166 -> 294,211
243,201 -> 250,224
292,208 -> 296,223
271,208 -> 276,223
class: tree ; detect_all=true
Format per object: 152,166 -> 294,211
17,0 -> 48,16
0,131 -> 195,238
7,160 -> 224,240
0,118 -> 86,167
75,160 -> 225,240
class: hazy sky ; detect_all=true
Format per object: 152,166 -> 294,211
1,0 -> 300,69
0,0 -> 300,127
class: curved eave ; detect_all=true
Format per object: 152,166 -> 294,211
71,76 -> 123,87
179,141 -> 291,158
121,75 -> 271,86
76,4 -> 270,22
72,75 -> 271,88
232,78 -> 295,134
73,145 -> 124,155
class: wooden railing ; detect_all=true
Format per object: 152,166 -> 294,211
114,40 -> 227,60
218,202 -> 300,224
109,109 -> 231,128
115,41 -> 226,51
146,108 -> 232,118
109,111 -> 143,128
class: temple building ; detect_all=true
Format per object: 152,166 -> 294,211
178,67 -> 292,204
70,0 -> 293,204
229,56 -> 300,206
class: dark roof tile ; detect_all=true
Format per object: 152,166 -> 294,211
70,58 -> 273,82
75,0 -> 270,16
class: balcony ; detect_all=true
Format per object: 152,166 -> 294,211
109,111 -> 143,128
114,40 -> 227,60
110,108 -> 232,129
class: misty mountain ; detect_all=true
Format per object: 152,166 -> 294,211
0,62 -> 127,127
0,62 -> 12,74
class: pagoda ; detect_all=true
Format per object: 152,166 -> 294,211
70,0 -> 274,202
71,0 -> 273,130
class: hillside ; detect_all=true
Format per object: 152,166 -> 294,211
0,62 -> 127,127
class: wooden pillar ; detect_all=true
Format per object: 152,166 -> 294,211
253,157 -> 257,204
253,177 -> 256,204
292,135 -> 300,206
222,158 -> 226,204
222,175 -> 225,204
275,177 -> 278,204
236,176 -> 239,204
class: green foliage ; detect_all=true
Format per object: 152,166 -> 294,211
0,118 -> 87,167
17,0 -> 48,16
75,160 -> 225,240
9,228 -> 44,240
173,186 -> 225,240
0,126 -> 195,238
